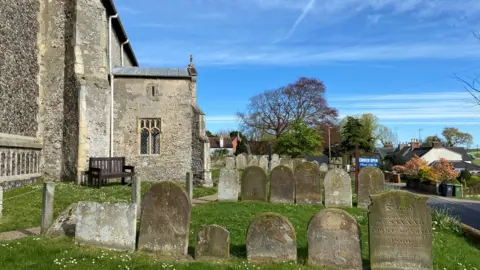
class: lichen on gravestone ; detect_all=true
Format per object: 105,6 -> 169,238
294,162 -> 323,205
241,166 -> 267,201
357,167 -> 385,209
324,168 -> 352,208
195,224 -> 230,260
269,165 -> 294,204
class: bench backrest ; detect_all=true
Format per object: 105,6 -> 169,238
89,157 -> 125,174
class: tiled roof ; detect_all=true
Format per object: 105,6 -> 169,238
447,147 -> 471,162
209,137 -> 233,149
112,67 -> 192,78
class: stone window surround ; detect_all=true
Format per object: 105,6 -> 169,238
146,83 -> 159,97
138,118 -> 162,156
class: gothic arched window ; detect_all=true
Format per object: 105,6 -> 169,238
139,118 -> 162,155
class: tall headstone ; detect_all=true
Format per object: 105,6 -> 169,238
358,167 -> 385,209
75,202 -> 137,251
236,153 -> 247,169
258,156 -> 269,172
369,191 -> 432,270
241,166 -> 267,201
294,162 -> 322,205
269,165 -> 295,203
324,168 -> 352,208
138,182 -> 191,257
195,224 -> 230,260
218,168 -> 239,201
41,182 -> 55,233
246,212 -> 297,264
225,157 -> 236,169
307,209 -> 362,269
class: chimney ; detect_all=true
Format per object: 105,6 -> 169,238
383,141 -> 393,148
398,141 -> 407,150
411,138 -> 420,149
219,135 -> 224,148
432,141 -> 442,148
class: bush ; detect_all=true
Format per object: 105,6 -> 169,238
212,149 -> 229,157
418,166 -> 439,183
459,169 -> 472,181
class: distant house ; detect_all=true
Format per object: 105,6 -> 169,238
209,135 -> 240,156
387,139 -> 480,173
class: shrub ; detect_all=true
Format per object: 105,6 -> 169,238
212,149 -> 229,157
432,158 -> 459,183
459,169 -> 472,181
418,166 -> 439,183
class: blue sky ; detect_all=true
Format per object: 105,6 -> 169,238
115,0 -> 480,147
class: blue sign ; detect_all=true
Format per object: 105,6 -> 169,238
358,157 -> 379,168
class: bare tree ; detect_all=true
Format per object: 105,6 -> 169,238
456,31 -> 480,105
237,77 -> 338,138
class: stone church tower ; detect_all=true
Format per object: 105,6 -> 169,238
0,0 -> 211,190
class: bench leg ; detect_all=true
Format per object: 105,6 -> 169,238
121,177 -> 125,185
98,175 -> 102,188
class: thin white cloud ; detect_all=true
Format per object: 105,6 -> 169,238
330,92 -> 473,102
206,116 -> 239,124
382,121 -> 480,125
283,0 -> 316,40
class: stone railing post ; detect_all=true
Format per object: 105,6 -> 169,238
186,172 -> 193,202
132,176 -> 141,217
0,186 -> 3,218
41,182 -> 55,233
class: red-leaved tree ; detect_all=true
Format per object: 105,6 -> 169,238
392,155 -> 428,176
432,158 -> 459,183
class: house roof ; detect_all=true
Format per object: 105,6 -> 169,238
447,147 -> 471,162
101,0 -> 139,66
392,145 -> 471,162
375,147 -> 395,159
112,67 -> 193,78
209,137 -> 233,149
430,161 -> 480,171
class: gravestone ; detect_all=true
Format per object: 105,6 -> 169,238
75,202 -> 136,251
279,158 -> 293,170
369,191 -> 432,270
248,156 -> 259,167
138,182 -> 191,257
324,168 -> 352,208
293,158 -> 305,170
225,157 -> 236,169
218,168 -> 239,201
195,224 -> 230,260
46,203 -> 77,237
271,154 -> 280,170
319,163 -> 328,172
307,209 -> 362,269
294,162 -> 322,205
236,153 -> 247,169
271,154 -> 280,163
246,212 -> 297,264
358,167 -> 385,209
241,166 -> 267,201
258,156 -> 269,172
269,165 -> 295,203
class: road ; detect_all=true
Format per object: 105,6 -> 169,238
426,196 -> 480,230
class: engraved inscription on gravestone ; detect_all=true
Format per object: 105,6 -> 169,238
270,165 -> 295,203
324,168 -> 352,208
369,191 -> 433,270
241,166 -> 267,201
294,162 -> 322,205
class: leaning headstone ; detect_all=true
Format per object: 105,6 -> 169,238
358,167 -> 385,209
46,203 -> 77,237
138,182 -> 191,257
236,153 -> 248,169
241,166 -> 267,201
258,156 -> 269,172
246,212 -> 297,264
369,191 -> 432,270
319,163 -> 328,172
307,208 -> 362,269
324,168 -> 352,208
270,165 -> 295,203
75,202 -> 136,251
225,157 -> 236,169
294,162 -> 323,205
218,168 -> 239,201
195,224 -> 230,260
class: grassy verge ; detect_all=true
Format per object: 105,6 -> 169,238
0,202 -> 478,269
0,182 -> 216,232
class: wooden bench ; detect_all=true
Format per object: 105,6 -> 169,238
86,157 -> 135,188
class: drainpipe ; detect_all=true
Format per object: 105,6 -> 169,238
108,14 -> 118,157
121,39 -> 129,67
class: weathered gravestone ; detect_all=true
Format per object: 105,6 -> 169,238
248,156 -> 259,167
258,156 -> 269,172
75,202 -> 136,251
358,167 -> 385,209
279,158 -> 293,170
271,153 -> 280,163
46,203 -> 77,237
294,162 -> 322,205
246,212 -> 297,264
225,157 -> 236,169
218,168 -> 239,201
271,154 -> 280,170
293,158 -> 305,170
241,166 -> 267,201
369,191 -> 432,270
307,208 -> 362,269
138,182 -> 191,257
269,165 -> 295,203
324,168 -> 352,208
196,224 -> 230,260
319,163 -> 328,172
236,153 -> 247,169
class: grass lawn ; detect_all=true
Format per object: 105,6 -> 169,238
0,182 -> 216,232
0,201 -> 479,269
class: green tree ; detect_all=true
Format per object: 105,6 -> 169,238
442,127 -> 473,147
206,130 -> 214,137
422,135 -> 443,147
229,131 -> 249,155
275,121 -> 323,158
340,116 -> 374,154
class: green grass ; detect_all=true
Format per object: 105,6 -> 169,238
0,182 -> 216,232
0,201 -> 479,269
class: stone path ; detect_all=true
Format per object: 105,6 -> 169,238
0,193 -> 219,242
